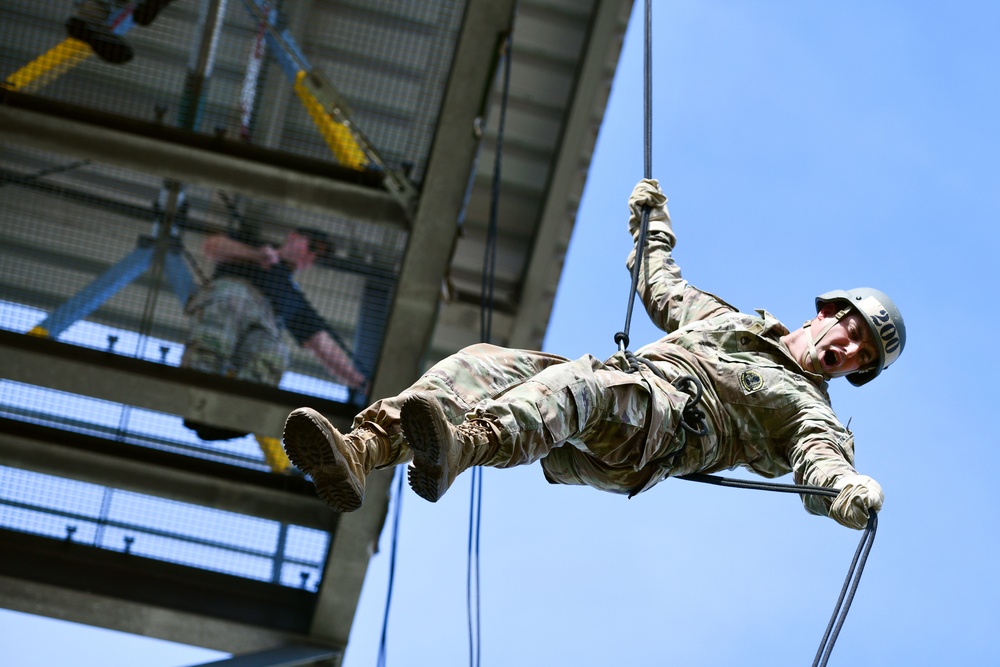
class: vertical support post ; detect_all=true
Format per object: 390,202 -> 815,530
140,0 -> 228,342
238,1 -> 273,141
177,0 -> 229,131
163,241 -> 197,306
272,522 -> 289,584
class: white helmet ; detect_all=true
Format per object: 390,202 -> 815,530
815,288 -> 906,386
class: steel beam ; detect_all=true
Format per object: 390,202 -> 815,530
0,419 -> 337,531
508,0 -> 634,349
0,330 -> 357,438
0,103 -> 408,229
0,574 -> 319,655
307,0 -> 521,649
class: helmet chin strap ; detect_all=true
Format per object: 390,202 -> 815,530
801,307 -> 852,376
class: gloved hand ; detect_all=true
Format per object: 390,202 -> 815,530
829,474 -> 883,530
627,178 -> 671,238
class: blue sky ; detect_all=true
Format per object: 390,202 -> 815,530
3,1 -> 1000,665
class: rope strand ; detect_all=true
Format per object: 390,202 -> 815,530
468,9 -> 519,666
376,469 -> 406,667
619,4 -> 877,660
678,473 -> 878,667
643,0 -> 652,180
813,512 -> 878,667
617,0 -> 654,354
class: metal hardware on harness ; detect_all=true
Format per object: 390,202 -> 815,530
615,331 -> 629,352
674,375 -> 709,436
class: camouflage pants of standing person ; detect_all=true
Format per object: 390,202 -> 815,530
356,343 -> 696,495
180,278 -> 288,442
181,277 -> 289,386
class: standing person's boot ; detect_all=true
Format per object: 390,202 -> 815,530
65,1 -> 134,64
65,16 -> 134,63
182,419 -> 250,441
401,395 -> 505,503
283,408 -> 401,512
133,0 -> 176,26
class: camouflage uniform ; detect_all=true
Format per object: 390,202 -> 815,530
181,277 -> 289,385
358,213 -> 857,519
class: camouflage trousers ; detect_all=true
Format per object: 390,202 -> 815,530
357,343 -> 697,495
181,278 -> 288,386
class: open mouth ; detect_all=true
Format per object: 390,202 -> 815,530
823,349 -> 839,369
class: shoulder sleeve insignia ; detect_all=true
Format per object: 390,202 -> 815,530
739,368 -> 766,394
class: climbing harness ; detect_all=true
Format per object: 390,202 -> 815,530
613,0 -> 708,440
619,349 -> 709,437
613,2 -> 878,665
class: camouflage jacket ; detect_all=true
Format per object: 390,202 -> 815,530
619,221 -> 856,516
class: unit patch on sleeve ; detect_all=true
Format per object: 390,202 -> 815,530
739,368 -> 766,395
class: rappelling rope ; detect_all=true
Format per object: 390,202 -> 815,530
615,0 -> 707,438
371,9 -> 518,664
466,8 -> 519,666
616,2 -> 877,665
376,469 -> 405,667
614,0 -> 653,357
813,513 -> 878,667
678,474 -> 878,667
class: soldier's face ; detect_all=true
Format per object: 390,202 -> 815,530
286,233 -> 318,270
812,307 -> 879,377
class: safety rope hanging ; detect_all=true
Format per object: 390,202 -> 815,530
679,474 -> 879,667
466,8 -> 520,666
614,0 -> 652,356
376,470 -> 405,667
615,3 -> 878,665
616,0 -> 707,438
614,0 -> 653,357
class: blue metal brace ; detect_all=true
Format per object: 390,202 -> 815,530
30,235 -> 196,339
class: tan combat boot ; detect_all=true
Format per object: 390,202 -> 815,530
283,408 -> 397,512
400,395 -> 504,503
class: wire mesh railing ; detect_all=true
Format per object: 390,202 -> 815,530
0,464 -> 330,589
1,0 -> 464,182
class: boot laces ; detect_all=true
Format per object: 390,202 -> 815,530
455,419 -> 503,469
456,419 -> 496,445
350,426 -> 387,471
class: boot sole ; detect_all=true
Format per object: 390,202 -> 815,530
133,0 -> 173,25
283,408 -> 363,512
400,396 -> 449,503
66,17 -> 134,64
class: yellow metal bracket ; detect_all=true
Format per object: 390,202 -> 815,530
293,70 -> 370,171
255,434 -> 294,474
3,38 -> 94,93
